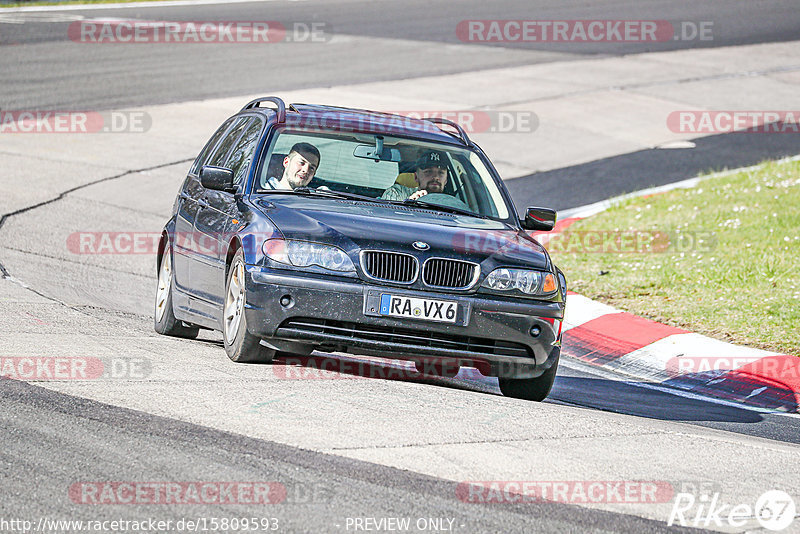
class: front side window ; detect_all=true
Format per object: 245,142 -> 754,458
190,117 -> 235,175
206,117 -> 249,168
225,118 -> 264,187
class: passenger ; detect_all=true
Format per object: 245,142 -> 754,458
266,142 -> 320,190
381,150 -> 448,201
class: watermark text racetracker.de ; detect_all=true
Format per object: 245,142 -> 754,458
0,356 -> 151,380
457,20 -> 713,42
69,480 -> 332,505
665,354 -> 800,381
456,480 -> 674,504
667,110 -> 800,134
453,229 -> 717,255
380,110 -> 537,134
0,111 -> 151,134
67,231 -> 272,255
69,20 -> 330,43
70,482 -> 286,505
285,109 -> 539,134
271,355 -> 481,381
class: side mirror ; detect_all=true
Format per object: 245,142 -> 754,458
200,165 -> 235,192
521,207 -> 557,231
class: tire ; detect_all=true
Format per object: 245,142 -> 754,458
415,359 -> 460,378
223,249 -> 275,364
498,353 -> 559,402
154,242 -> 199,339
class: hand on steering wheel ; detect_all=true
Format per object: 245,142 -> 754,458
408,189 -> 429,201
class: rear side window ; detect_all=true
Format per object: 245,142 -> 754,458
225,118 -> 264,187
207,117 -> 249,168
191,118 -> 235,175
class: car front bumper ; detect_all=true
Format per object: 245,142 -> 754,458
244,266 -> 564,379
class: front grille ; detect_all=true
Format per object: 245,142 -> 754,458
360,251 -> 418,284
276,318 -> 531,358
422,258 -> 479,289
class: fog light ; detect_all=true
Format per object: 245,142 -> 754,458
530,325 -> 541,337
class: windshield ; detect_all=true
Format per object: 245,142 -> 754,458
254,129 -> 511,220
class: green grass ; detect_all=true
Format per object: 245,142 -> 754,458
550,158 -> 800,356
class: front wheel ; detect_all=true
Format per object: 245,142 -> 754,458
498,353 -> 559,401
223,249 -> 275,364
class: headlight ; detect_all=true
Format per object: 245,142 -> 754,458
263,239 -> 355,272
482,268 -> 557,295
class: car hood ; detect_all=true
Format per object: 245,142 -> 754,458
252,196 -> 549,270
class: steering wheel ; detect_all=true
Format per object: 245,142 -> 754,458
419,193 -> 472,211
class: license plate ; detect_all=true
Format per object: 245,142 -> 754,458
379,294 -> 457,323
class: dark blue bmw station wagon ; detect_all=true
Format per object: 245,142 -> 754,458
155,97 -> 566,401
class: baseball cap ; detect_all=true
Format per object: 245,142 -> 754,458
416,150 -> 447,170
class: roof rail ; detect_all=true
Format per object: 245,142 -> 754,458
240,97 -> 286,123
423,117 -> 472,146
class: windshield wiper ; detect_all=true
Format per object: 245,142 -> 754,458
397,198 -> 489,219
256,186 -> 381,203
294,187 -> 385,203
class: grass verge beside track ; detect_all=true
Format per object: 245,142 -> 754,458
550,158 -> 800,356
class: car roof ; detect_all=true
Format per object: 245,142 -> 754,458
240,98 -> 473,147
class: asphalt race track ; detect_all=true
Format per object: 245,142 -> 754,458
2,0 -> 800,110
1,1 -> 799,532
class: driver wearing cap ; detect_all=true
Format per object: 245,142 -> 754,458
381,150 -> 448,201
